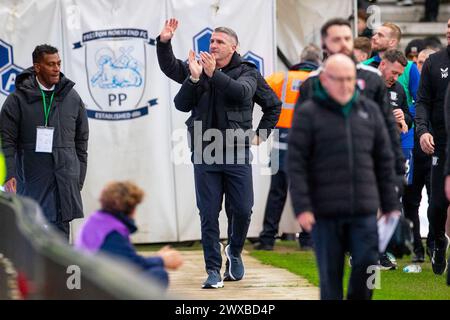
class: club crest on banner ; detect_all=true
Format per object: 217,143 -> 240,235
192,28 -> 265,75
0,39 -> 24,96
73,28 -> 158,121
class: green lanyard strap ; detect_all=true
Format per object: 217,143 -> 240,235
40,89 -> 55,127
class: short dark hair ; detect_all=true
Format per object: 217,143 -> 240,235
300,44 -> 322,64
32,44 -> 58,64
321,18 -> 352,39
383,49 -> 408,67
354,37 -> 372,57
214,27 -> 239,46
423,36 -> 443,50
404,38 -> 425,59
357,9 -> 369,21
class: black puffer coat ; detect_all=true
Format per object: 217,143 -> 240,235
288,82 -> 399,218
0,68 -> 89,222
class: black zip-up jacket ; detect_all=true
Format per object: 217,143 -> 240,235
387,81 -> 413,129
416,46 -> 450,151
444,85 -> 450,175
297,64 -> 405,176
288,84 -> 399,218
0,68 -> 88,222
156,37 -> 281,139
173,52 -> 257,153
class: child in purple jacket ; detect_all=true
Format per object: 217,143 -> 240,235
75,181 -> 183,288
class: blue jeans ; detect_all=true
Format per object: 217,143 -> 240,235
312,215 -> 379,300
194,163 -> 253,272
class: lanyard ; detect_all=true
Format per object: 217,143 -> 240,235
40,89 -> 55,127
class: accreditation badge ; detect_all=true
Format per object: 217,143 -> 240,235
35,126 -> 54,153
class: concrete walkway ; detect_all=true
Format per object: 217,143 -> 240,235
150,249 -> 319,300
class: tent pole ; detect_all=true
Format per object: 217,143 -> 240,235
353,0 -> 358,38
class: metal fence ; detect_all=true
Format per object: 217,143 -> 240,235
0,192 -> 170,299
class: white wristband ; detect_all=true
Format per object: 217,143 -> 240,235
189,75 -> 200,83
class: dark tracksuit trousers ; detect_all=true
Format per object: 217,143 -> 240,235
258,128 -> 312,248
258,165 -> 288,246
429,148 -> 449,249
403,143 -> 432,253
424,0 -> 440,20
194,162 -> 253,272
258,165 -> 313,248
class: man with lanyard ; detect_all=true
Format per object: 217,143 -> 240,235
0,44 -> 89,241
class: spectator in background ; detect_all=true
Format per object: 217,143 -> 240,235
365,23 -> 420,111
75,181 -> 183,289
424,36 -> 444,50
354,37 -> 372,62
417,48 -> 438,73
405,39 -> 426,64
357,9 -> 373,39
357,0 -> 372,11
420,0 -> 440,22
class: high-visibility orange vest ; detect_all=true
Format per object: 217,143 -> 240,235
266,70 -> 311,128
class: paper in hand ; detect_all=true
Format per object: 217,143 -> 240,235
377,212 -> 400,253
